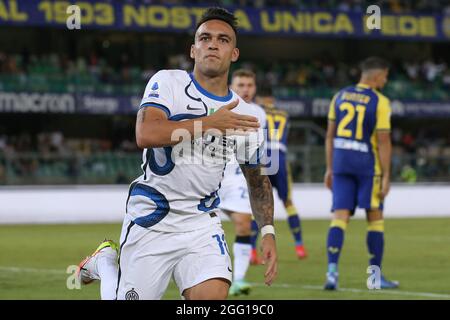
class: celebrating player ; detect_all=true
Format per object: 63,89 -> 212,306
218,69 -> 267,296
323,56 -> 398,290
77,7 -> 277,300
250,92 -> 307,264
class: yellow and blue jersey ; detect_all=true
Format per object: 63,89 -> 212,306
263,105 -> 292,203
264,106 -> 289,154
328,83 -> 391,176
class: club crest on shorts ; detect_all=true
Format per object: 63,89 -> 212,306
125,288 -> 139,300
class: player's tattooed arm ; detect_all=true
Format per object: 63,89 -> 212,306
240,164 -> 274,228
242,164 -> 278,285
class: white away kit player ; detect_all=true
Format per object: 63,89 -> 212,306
76,7 -> 277,300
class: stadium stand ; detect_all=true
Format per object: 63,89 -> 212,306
0,0 -> 449,185
1,52 -> 449,100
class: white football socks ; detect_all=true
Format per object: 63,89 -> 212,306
233,242 -> 252,282
96,253 -> 119,300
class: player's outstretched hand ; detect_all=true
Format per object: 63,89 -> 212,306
261,234 -> 277,286
204,99 -> 260,134
324,170 -> 333,190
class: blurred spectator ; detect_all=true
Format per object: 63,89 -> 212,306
1,51 -> 449,101
401,165 -> 417,183
422,59 -> 446,82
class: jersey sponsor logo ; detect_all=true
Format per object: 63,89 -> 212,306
186,104 -> 202,111
334,137 -> 369,153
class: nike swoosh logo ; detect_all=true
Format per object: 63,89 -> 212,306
186,104 -> 202,111
227,266 -> 232,272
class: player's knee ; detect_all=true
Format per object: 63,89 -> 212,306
235,224 -> 251,236
234,215 -> 252,236
205,285 -> 229,300
333,210 -> 351,223
184,280 -> 229,300
366,209 -> 383,221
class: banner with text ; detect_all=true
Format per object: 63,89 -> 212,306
0,0 -> 449,41
1,91 -> 450,118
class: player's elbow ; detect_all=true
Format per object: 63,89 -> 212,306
135,135 -> 147,149
136,136 -> 147,149
136,129 -> 172,149
377,132 -> 391,146
136,130 -> 158,149
325,132 -> 334,146
378,140 -> 391,150
326,123 -> 336,140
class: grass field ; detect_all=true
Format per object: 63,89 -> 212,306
0,218 -> 449,300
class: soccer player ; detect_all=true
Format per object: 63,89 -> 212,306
250,92 -> 307,264
218,69 -> 267,296
323,56 -> 399,290
77,7 -> 277,300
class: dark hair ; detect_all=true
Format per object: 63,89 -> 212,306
360,56 -> 390,72
232,69 -> 256,80
195,7 -> 238,35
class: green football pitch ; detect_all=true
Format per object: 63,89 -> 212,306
0,218 -> 449,300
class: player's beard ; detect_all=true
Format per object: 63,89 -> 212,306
199,57 -> 230,78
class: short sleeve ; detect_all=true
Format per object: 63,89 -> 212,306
376,94 -> 391,130
328,93 -> 338,121
139,70 -> 174,118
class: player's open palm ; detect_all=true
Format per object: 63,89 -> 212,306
205,99 -> 260,134
261,234 -> 278,286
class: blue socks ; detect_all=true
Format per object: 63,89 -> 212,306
367,220 -> 385,268
326,219 -> 347,272
286,206 -> 303,245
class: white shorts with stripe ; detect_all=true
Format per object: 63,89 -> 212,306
116,215 -> 232,300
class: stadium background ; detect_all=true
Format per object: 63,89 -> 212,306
0,0 -> 449,299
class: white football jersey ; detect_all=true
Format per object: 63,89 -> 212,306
126,70 -> 265,232
219,103 -> 266,211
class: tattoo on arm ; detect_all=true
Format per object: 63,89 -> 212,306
240,164 -> 274,229
137,108 -> 146,123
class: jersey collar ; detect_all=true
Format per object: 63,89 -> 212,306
189,72 -> 233,102
356,83 -> 371,89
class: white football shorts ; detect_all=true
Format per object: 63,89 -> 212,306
116,215 -> 233,300
218,182 -> 252,214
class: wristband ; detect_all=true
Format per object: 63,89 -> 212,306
261,225 -> 275,238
